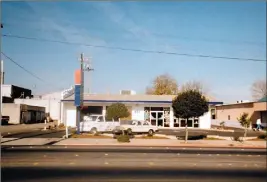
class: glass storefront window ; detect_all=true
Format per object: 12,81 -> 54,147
187,119 -> 193,127
194,119 -> 199,128
180,119 -> 186,127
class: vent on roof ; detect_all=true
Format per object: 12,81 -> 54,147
120,90 -> 136,95
236,100 -> 249,103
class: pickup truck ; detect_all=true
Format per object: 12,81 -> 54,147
80,114 -> 119,134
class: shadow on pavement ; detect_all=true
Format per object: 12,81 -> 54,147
2,167 -> 266,181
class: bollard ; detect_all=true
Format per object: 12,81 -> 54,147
44,119 -> 47,131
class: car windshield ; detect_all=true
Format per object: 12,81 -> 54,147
91,116 -> 98,121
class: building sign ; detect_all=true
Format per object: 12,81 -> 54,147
62,86 -> 75,99
74,85 -> 81,106
74,69 -> 83,107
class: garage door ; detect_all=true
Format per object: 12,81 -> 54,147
66,109 -> 76,127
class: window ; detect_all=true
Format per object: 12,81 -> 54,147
194,119 -> 199,128
98,116 -> 104,122
187,119 -> 193,127
180,119 -> 186,127
228,115 -> 230,120
143,121 -> 149,125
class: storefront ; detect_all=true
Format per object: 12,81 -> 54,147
61,94 -> 222,129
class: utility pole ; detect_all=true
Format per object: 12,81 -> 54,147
0,23 -> 4,127
76,53 -> 84,134
75,53 -> 94,134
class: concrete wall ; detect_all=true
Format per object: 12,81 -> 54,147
2,103 -> 20,124
199,111 -> 211,129
14,99 -> 61,121
216,102 -> 261,125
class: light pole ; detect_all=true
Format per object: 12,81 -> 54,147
0,23 -> 3,126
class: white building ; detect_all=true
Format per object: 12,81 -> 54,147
61,93 -> 223,129
14,86 -> 75,122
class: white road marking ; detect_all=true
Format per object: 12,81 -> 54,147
248,155 -> 251,157
258,155 -> 261,157
228,154 -> 232,156
209,154 -> 212,156
236,154 -> 239,156
105,162 -> 109,165
47,146 -> 50,148
105,154 -> 108,156
75,154 -> 79,157
197,154 -> 200,156
228,164 -> 232,166
216,154 -> 220,156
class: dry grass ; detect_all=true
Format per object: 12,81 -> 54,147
246,138 -> 267,141
71,134 -> 112,138
135,135 -> 170,139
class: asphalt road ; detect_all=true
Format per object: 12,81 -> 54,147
1,129 -> 70,139
1,147 -> 266,182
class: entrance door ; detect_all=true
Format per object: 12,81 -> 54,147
150,111 -> 164,127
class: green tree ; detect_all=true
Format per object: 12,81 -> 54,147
146,73 -> 178,95
237,112 -> 251,141
106,103 -> 130,121
172,90 -> 209,143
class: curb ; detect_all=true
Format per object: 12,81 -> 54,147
53,144 -> 266,149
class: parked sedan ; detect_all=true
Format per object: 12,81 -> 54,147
112,120 -> 159,138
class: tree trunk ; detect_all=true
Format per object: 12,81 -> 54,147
243,126 -> 247,142
185,118 -> 188,143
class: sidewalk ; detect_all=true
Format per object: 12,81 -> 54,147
54,138 -> 266,149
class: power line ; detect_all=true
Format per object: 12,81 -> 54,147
1,52 -> 63,89
2,34 -> 266,62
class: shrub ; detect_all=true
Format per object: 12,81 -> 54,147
258,134 -> 267,140
117,135 -> 130,143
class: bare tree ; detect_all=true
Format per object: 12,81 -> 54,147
146,73 -> 179,95
251,79 -> 267,101
180,80 -> 209,95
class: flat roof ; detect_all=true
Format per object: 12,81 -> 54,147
62,94 -> 222,105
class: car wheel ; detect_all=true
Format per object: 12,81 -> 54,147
148,129 -> 154,136
91,127 -> 98,135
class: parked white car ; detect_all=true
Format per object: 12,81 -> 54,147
80,114 -> 119,134
114,120 -> 159,136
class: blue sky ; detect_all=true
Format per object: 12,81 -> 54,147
1,1 -> 266,102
